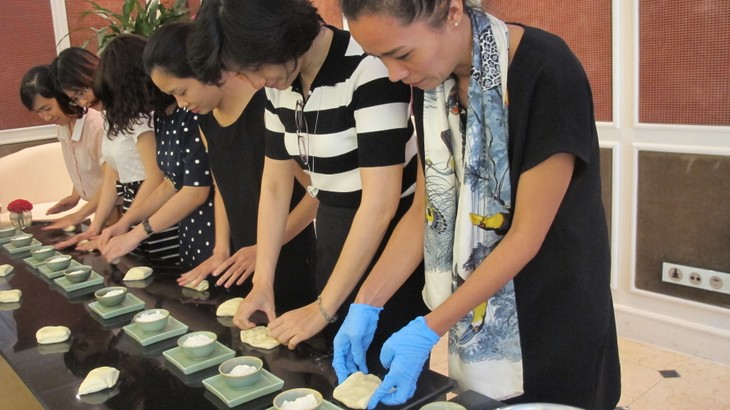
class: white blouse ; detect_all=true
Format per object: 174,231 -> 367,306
100,115 -> 154,183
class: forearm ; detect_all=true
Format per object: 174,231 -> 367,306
319,200 -> 396,314
119,179 -> 174,227
147,185 -> 209,232
282,194 -> 317,244
252,159 -> 295,287
90,167 -> 121,230
212,189 -> 231,256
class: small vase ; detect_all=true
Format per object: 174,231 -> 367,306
10,211 -> 32,230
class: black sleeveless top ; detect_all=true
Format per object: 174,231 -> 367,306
200,89 -> 315,312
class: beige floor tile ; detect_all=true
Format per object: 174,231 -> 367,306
618,337 -> 690,371
616,360 -> 663,407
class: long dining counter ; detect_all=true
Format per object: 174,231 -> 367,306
0,224 -> 457,409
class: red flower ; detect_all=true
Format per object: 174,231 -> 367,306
7,199 -> 33,213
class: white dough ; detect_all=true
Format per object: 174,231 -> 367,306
333,372 -> 383,410
216,297 -> 243,317
123,266 -> 153,281
0,264 -> 14,277
240,326 -> 281,349
78,366 -> 119,395
63,225 -> 76,233
0,289 -> 21,303
184,279 -> 209,292
36,326 -> 71,344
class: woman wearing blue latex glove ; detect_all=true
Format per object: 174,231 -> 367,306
332,303 -> 383,383
336,0 -> 621,409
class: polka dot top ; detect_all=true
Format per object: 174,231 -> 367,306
154,107 -> 215,269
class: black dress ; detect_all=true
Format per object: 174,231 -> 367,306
154,107 -> 215,270
199,90 -> 315,313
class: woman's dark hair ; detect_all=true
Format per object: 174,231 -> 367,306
20,65 -> 84,118
95,34 -> 174,137
143,21 -> 196,79
50,47 -> 99,92
188,0 -> 323,84
341,0 -> 453,27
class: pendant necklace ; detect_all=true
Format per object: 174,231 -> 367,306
306,92 -> 320,198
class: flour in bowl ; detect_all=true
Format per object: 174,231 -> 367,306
183,334 -> 213,347
137,311 -> 166,322
228,364 -> 258,376
281,394 -> 318,410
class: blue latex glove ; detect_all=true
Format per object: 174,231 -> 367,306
332,303 -> 383,383
367,316 -> 440,409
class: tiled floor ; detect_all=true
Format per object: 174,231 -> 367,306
429,336 -> 730,409
3,336 -> 729,409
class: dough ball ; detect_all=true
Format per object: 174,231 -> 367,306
63,225 -> 76,233
78,366 -> 119,395
240,326 -> 280,349
333,372 -> 382,410
36,326 -> 71,344
0,264 -> 13,277
0,289 -> 21,303
216,297 -> 243,317
123,266 -> 152,281
184,279 -> 209,292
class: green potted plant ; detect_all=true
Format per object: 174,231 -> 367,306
79,0 -> 190,52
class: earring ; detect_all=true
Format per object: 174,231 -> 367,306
454,21 -> 459,27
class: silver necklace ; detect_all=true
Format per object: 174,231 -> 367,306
304,93 -> 320,198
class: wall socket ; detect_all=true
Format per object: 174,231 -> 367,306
662,262 -> 730,295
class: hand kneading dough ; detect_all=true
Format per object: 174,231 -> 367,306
333,372 -> 383,410
184,279 -> 209,292
36,326 -> 71,344
0,264 -> 13,277
123,266 -> 153,281
240,326 -> 280,349
0,289 -> 21,303
216,297 -> 243,317
78,366 -> 119,395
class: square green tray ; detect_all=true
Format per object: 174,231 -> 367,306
88,293 -> 145,319
163,342 -> 235,375
38,259 -> 81,279
123,315 -> 188,346
24,251 -> 64,270
53,270 -> 104,292
203,369 -> 284,408
0,230 -> 22,244
2,238 -> 42,254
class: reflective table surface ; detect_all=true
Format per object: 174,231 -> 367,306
0,225 -> 456,409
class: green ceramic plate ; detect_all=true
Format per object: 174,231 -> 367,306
163,342 -> 235,375
38,259 -> 81,279
2,238 -> 43,254
203,369 -> 284,408
24,251 -> 64,269
53,270 -> 104,292
123,315 -> 189,346
88,293 -> 145,319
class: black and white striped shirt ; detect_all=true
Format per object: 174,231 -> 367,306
265,26 -> 417,208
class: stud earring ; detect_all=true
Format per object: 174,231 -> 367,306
454,21 -> 460,27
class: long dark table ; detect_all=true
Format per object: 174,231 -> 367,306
0,224 -> 457,409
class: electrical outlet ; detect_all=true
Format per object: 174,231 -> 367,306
662,262 -> 730,295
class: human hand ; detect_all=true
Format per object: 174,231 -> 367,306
53,226 -> 98,250
98,222 -> 129,250
101,229 -> 145,263
268,302 -> 327,350
233,284 -> 276,330
212,245 -> 256,288
46,195 -> 80,215
367,316 -> 440,409
43,214 -> 81,231
332,303 -> 383,383
177,251 -> 228,287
